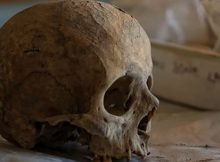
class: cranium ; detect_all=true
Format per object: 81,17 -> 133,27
0,0 -> 159,161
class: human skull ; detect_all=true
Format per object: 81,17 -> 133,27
0,0 -> 159,161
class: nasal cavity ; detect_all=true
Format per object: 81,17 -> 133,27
146,75 -> 153,90
104,75 -> 133,116
138,108 -> 155,134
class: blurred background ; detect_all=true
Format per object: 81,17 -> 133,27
0,0 -> 43,27
0,0 -> 220,162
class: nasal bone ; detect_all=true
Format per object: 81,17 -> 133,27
146,88 -> 159,109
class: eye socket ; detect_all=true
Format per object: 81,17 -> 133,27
104,75 -> 133,116
146,75 -> 153,90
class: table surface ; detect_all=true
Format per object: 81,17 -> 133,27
0,101 -> 220,162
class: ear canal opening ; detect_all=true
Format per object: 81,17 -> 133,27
104,75 -> 133,116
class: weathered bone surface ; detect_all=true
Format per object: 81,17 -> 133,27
0,0 -> 159,161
